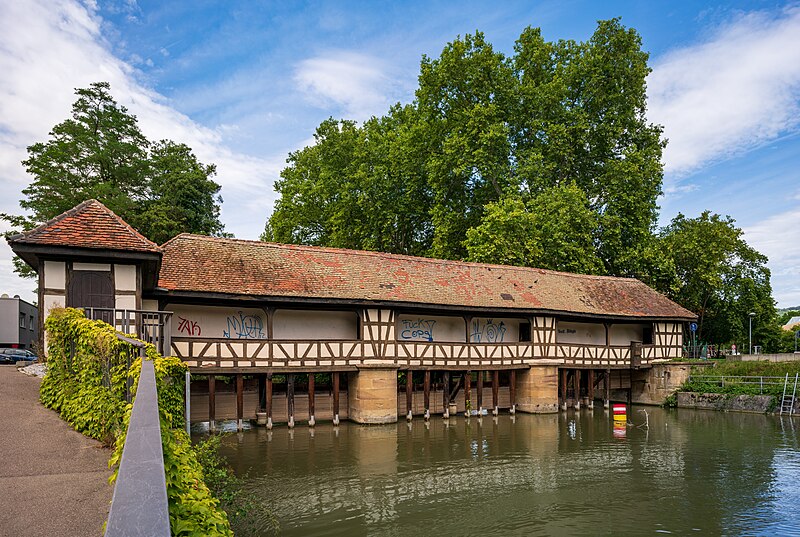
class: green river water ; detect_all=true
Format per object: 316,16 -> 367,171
210,407 -> 800,536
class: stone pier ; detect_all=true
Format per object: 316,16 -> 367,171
514,364 -> 560,413
348,368 -> 399,424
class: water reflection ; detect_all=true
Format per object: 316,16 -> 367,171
207,408 -> 800,536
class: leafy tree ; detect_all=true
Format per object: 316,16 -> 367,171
267,19 -> 665,276
264,110 -> 432,256
659,211 -> 779,351
3,82 -> 225,275
132,140 -> 224,244
464,183 -> 603,273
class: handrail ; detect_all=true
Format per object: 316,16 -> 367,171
104,343 -> 170,537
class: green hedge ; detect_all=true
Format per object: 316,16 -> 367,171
42,308 -> 233,537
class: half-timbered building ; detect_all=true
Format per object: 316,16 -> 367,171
9,199 -> 696,426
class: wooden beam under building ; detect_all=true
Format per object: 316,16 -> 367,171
308,373 -> 316,427
442,371 -> 450,418
477,370 -> 483,412
423,370 -> 431,420
266,373 -> 273,429
236,373 -> 243,431
510,370 -> 517,414
208,375 -> 216,432
406,371 -> 413,421
492,370 -> 499,415
332,371 -> 340,425
287,373 -> 295,428
464,371 -> 471,416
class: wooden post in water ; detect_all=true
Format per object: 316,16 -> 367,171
509,370 -> 517,414
477,370 -> 483,414
574,369 -> 581,410
406,371 -> 413,421
492,370 -> 499,416
308,373 -> 316,427
604,368 -> 611,409
332,372 -> 340,426
442,371 -> 450,419
423,370 -> 431,420
266,373 -> 273,429
587,370 -> 594,409
208,375 -> 216,432
560,369 -> 567,411
464,370 -> 472,416
287,374 -> 295,428
236,374 -> 244,431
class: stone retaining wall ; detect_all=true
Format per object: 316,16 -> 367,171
677,392 -> 776,413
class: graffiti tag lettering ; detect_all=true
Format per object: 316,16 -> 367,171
177,317 -> 201,336
399,319 -> 436,342
224,311 -> 265,339
471,319 -> 506,343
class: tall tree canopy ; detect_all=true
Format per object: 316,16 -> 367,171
658,211 -> 780,351
267,19 -> 663,276
266,19 -> 780,350
4,82 -> 225,274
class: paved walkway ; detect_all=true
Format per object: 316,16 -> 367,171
0,365 -> 112,537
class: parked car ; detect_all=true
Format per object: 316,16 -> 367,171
0,348 -> 37,364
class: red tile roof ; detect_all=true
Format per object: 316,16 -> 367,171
158,234 -> 696,320
9,200 -> 160,253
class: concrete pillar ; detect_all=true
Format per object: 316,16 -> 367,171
514,365 -> 559,413
348,368 -> 398,424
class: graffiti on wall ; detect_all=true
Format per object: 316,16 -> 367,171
471,319 -> 506,343
177,317 -> 202,336
223,311 -> 265,339
399,318 -> 436,342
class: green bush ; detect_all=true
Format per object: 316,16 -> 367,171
42,308 -> 233,536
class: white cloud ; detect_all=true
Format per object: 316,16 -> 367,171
648,6 -> 800,176
0,0 -> 281,302
294,51 -> 396,121
744,208 -> 800,308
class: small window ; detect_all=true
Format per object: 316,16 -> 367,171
643,325 -> 653,345
519,322 -> 531,342
19,313 -> 25,328
29,316 -> 34,330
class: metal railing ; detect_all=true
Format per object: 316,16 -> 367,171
84,308 -> 172,357
105,334 -> 170,537
686,374 -> 788,394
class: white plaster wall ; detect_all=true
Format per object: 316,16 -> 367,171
274,310 -> 358,340
557,321 -> 605,345
141,300 -> 159,312
73,262 -> 111,271
43,261 -> 65,290
169,305 -> 266,340
469,317 -> 520,343
396,315 -> 465,342
115,295 -> 136,311
114,264 -> 137,291
610,324 -> 646,345
43,295 -> 65,316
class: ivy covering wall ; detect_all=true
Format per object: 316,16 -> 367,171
41,308 -> 233,536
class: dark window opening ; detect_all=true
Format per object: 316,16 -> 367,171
519,322 -> 531,342
643,325 -> 654,345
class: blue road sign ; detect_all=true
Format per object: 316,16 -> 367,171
689,322 -> 698,332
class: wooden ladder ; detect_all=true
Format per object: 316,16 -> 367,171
779,373 -> 798,415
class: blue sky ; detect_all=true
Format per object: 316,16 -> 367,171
1,0 -> 799,307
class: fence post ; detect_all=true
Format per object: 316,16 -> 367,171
185,370 -> 191,436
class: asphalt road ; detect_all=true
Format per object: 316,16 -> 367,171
0,365 -> 111,537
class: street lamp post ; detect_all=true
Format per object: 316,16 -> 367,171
749,312 -> 756,355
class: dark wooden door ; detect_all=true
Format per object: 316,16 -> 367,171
68,270 -> 114,311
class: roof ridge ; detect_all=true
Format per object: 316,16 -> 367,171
10,199 -> 160,253
12,199 -> 97,241
169,233 -> 637,283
